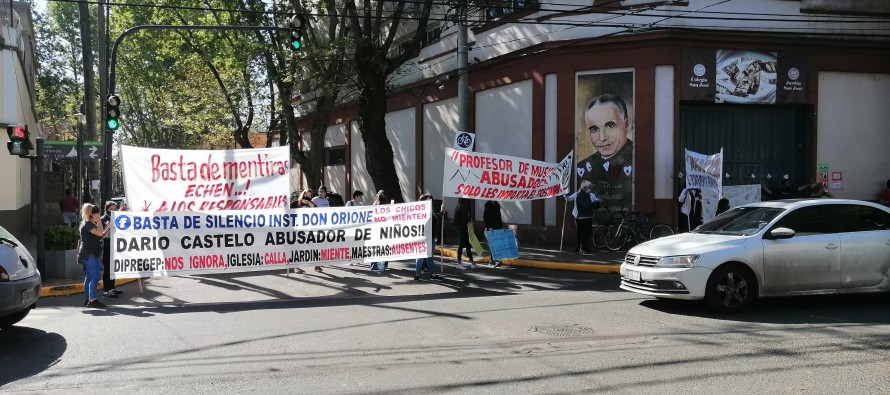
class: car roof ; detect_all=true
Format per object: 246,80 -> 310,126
743,198 -> 889,211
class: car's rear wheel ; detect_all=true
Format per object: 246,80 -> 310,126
705,264 -> 755,313
0,307 -> 32,329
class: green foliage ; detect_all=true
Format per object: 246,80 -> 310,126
45,225 -> 80,251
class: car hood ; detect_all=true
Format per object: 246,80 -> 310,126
629,233 -> 748,256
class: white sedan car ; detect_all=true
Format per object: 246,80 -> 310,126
620,199 -> 890,312
0,225 -> 41,329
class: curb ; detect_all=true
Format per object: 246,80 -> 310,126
40,278 -> 140,298
434,247 -> 620,274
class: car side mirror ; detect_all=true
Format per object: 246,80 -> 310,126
768,227 -> 795,240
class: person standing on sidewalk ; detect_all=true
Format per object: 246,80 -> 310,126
453,198 -> 476,268
60,189 -> 79,227
80,204 -> 108,308
565,180 -> 597,254
414,194 -> 442,281
483,200 -> 505,267
100,201 -> 122,299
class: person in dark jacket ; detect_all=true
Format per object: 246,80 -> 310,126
483,200 -> 505,267
100,201 -> 122,298
453,198 -> 475,269
567,180 -> 597,253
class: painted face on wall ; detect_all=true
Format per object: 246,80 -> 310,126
585,102 -> 629,159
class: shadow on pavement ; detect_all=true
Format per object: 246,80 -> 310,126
638,293 -> 890,325
0,327 -> 67,386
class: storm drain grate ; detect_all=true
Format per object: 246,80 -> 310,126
531,323 -> 595,338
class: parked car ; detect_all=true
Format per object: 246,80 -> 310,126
620,199 -> 890,313
0,225 -> 42,329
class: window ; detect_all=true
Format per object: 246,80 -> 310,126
836,204 -> 890,233
396,25 -> 443,56
484,0 -> 539,22
772,205 -> 834,236
325,146 -> 346,166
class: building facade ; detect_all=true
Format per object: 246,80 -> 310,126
297,0 -> 890,246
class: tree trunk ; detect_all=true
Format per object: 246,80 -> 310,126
356,74 -> 403,203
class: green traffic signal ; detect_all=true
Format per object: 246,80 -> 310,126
107,118 -> 120,130
291,39 -> 302,50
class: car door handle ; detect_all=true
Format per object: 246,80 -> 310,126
825,243 -> 839,250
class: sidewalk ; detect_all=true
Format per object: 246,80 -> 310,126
39,246 -> 624,298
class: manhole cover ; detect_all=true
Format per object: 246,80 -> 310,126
531,323 -> 595,338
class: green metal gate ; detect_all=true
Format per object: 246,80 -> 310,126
679,103 -> 808,190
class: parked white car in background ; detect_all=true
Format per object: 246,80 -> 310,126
0,226 -> 41,329
620,199 -> 890,312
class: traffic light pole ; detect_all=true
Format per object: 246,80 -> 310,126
103,24 -> 290,204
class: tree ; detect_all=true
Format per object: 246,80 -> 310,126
342,0 -> 434,203
239,0 -> 355,190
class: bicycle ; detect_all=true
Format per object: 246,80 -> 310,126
603,210 -> 675,251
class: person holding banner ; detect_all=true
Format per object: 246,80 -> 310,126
79,204 -> 108,309
312,186 -> 331,207
453,198 -> 476,269
370,191 -> 389,272
292,188 -> 322,273
565,180 -> 598,254
576,94 -> 634,211
679,187 -> 703,232
346,190 -> 365,206
415,194 -> 442,281
483,200 -> 505,267
100,201 -> 122,299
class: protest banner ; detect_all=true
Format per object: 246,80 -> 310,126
701,184 -> 762,221
684,148 -> 723,193
485,229 -> 519,261
120,145 -> 291,212
110,201 -> 432,278
443,148 -> 573,201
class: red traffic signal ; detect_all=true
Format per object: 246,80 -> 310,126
6,125 -> 33,157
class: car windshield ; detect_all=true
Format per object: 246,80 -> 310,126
695,206 -> 785,236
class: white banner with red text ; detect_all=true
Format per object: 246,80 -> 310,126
120,145 -> 291,212
110,201 -> 432,279
442,148 -> 573,201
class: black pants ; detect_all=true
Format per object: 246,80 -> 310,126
575,217 -> 592,252
102,241 -> 115,292
455,225 -> 474,263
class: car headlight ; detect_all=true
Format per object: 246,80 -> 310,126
655,255 -> 699,268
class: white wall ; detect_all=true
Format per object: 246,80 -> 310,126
349,120 -> 375,202
474,79 -> 534,225
654,65 -> 675,199
817,72 -> 890,200
323,124 -> 347,196
385,108 -> 416,202
422,97 -> 458,205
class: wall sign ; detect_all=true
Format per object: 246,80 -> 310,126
682,48 -> 808,104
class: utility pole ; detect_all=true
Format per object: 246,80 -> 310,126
98,0 -> 108,201
457,3 -> 470,133
78,0 -> 97,203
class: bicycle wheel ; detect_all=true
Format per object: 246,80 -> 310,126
634,223 -> 654,244
592,225 -> 608,249
649,223 -> 674,239
604,226 -> 627,251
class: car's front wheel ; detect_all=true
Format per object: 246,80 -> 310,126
0,307 -> 32,329
705,264 -> 755,313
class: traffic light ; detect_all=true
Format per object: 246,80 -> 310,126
6,125 -> 32,157
106,94 -> 121,131
288,15 -> 304,51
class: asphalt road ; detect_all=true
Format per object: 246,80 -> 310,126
3,260 -> 890,394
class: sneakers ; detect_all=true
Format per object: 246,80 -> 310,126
102,290 -> 119,299
430,274 -> 442,280
455,263 -> 467,270
492,261 -> 502,268
295,268 -> 305,274
470,262 -> 477,269
314,266 -> 324,273
414,276 -> 421,282
86,299 -> 106,309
